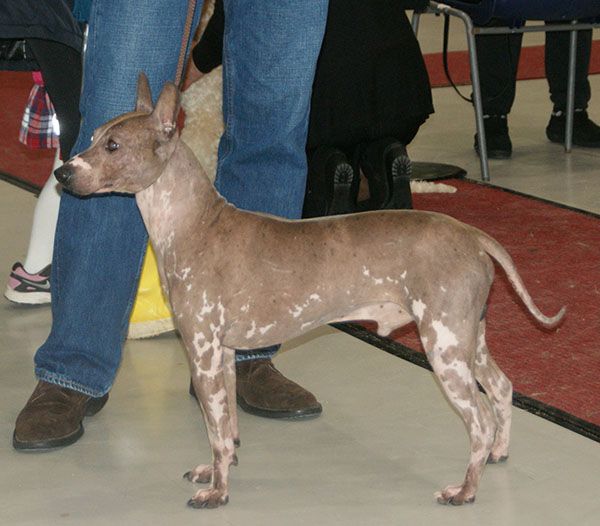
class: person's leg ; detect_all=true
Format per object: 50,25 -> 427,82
474,21 -> 522,158
14,0 -> 203,449
27,39 -> 82,159
544,25 -> 600,147
4,151 -> 60,306
215,0 -> 328,418
6,38 -> 81,300
23,152 -> 62,275
216,0 -> 328,217
475,22 -> 522,116
545,24 -> 591,113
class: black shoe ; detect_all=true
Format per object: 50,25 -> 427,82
546,110 -> 600,148
303,147 -> 356,218
474,115 -> 512,159
360,138 -> 413,210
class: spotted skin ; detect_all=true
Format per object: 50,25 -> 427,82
55,73 -> 565,508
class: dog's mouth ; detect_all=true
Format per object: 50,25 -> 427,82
71,182 -> 115,196
96,183 -> 115,193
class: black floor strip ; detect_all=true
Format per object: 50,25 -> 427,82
333,322 -> 600,444
463,176 -> 600,220
0,170 -> 41,196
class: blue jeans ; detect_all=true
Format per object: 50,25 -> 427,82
34,0 -> 328,396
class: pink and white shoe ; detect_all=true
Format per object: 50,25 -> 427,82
4,262 -> 51,305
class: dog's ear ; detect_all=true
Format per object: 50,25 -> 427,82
152,81 -> 180,139
136,72 -> 154,113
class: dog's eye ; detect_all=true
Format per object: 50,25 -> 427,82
106,139 -> 120,152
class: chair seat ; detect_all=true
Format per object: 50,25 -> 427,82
418,0 -> 600,180
442,0 -> 600,26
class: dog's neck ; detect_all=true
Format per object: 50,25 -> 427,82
136,139 -> 228,255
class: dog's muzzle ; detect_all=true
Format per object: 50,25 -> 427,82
54,164 -> 73,186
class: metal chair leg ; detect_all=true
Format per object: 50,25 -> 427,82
565,21 -> 578,153
429,2 -> 491,181
411,11 -> 421,35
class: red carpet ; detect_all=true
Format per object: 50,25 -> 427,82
0,71 -> 56,192
3,41 -> 600,190
348,179 -> 600,440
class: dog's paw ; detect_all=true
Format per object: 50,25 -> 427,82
183,464 -> 213,484
488,441 -> 510,464
435,485 -> 476,506
487,453 -> 509,464
187,488 -> 229,509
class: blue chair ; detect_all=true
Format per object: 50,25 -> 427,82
412,1 -> 600,181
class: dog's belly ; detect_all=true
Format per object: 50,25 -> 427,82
219,300 -> 414,350
330,303 -> 414,336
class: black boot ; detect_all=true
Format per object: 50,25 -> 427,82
303,146 -> 357,218
360,138 -> 413,210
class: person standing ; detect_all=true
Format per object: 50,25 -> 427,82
13,0 -> 329,450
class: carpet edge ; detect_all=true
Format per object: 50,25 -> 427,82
0,170 -> 41,196
463,176 -> 600,220
333,322 -> 600,444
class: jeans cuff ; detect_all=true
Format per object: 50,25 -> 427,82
234,347 -> 278,362
35,368 -> 108,398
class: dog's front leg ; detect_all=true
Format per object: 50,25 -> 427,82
184,335 -> 237,508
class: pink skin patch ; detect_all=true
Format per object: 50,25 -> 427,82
68,155 -> 93,171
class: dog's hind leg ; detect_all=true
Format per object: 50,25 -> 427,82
222,345 -> 239,446
474,319 -> 512,463
184,334 -> 237,508
421,320 -> 497,505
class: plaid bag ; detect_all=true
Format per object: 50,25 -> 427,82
19,73 -> 60,149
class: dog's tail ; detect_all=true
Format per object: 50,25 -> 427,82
475,230 -> 566,327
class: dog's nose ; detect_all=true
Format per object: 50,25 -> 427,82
54,164 -> 73,186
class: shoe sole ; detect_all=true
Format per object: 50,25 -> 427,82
388,154 -> 413,209
236,395 -> 323,420
487,150 -> 512,160
4,286 -> 51,305
474,144 -> 512,160
13,425 -> 84,450
547,131 -> 600,148
329,163 -> 355,215
12,393 -> 109,451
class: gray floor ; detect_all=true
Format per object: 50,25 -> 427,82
2,16 -> 600,526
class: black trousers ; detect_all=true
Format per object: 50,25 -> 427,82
193,0 -> 434,158
26,38 -> 82,158
475,20 -> 592,115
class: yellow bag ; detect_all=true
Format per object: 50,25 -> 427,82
127,243 -> 175,339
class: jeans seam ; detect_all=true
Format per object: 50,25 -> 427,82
215,9 -> 235,189
35,369 -> 106,398
120,231 -> 149,342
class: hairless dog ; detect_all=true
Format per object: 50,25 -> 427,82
55,73 -> 565,508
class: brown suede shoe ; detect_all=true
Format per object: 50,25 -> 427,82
235,359 -> 322,419
13,380 -> 109,450
189,358 -> 322,419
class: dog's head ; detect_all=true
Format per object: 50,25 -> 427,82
55,73 -> 180,195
